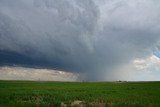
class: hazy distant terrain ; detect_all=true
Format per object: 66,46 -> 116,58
0,81 -> 160,107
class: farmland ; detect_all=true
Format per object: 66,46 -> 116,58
0,81 -> 160,107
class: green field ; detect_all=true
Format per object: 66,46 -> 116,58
0,81 -> 160,107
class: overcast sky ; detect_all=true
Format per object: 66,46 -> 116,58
0,0 -> 160,81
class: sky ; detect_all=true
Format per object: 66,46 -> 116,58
0,0 -> 160,81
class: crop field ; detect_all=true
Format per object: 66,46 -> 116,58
0,81 -> 160,107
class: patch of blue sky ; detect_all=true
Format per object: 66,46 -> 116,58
154,51 -> 160,58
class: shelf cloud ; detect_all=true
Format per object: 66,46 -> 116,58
0,0 -> 160,81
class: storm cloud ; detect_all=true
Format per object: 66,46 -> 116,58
0,0 -> 160,81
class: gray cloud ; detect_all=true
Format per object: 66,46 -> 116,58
0,0 -> 160,81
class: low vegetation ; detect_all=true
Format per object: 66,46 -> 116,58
0,80 -> 160,107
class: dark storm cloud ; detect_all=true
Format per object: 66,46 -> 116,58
0,0 -> 160,81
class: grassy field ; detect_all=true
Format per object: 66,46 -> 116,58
0,81 -> 160,107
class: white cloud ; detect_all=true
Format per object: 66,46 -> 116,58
0,66 -> 78,81
111,55 -> 160,81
